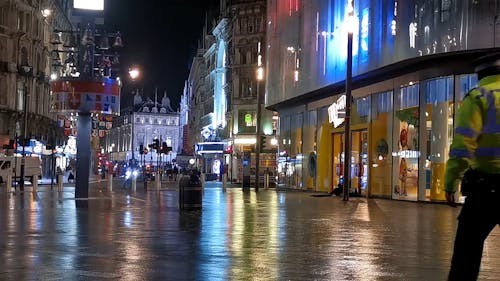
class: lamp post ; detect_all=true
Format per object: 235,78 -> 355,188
128,67 -> 140,164
255,42 -> 264,192
343,0 -> 355,201
19,65 -> 33,192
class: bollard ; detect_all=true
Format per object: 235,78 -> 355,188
108,174 -> 113,192
57,174 -> 63,192
222,173 -> 227,190
6,174 -> 12,193
155,171 -> 161,191
132,176 -> 137,191
264,173 -> 269,189
32,176 -> 38,193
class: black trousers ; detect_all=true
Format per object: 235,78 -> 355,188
448,191 -> 499,280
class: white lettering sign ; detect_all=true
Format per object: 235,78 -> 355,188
74,0 -> 104,10
328,95 -> 346,128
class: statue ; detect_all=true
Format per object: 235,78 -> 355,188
133,90 -> 142,106
161,91 -> 174,112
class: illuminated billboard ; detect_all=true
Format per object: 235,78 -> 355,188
74,0 -> 104,11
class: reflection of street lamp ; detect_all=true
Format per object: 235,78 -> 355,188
109,143 -> 115,161
255,42 -> 264,192
343,0 -> 355,201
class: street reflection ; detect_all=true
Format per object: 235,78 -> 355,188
0,182 -> 494,280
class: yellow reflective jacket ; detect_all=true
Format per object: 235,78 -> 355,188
444,74 -> 500,193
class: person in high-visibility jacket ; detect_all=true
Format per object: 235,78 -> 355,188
445,53 -> 500,281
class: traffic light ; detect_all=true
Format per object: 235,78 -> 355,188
152,139 -> 160,150
2,139 -> 16,149
259,136 -> 277,152
258,135 -> 266,152
160,142 -> 173,154
139,144 -> 144,155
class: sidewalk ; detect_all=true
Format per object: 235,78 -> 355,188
0,181 -> 498,280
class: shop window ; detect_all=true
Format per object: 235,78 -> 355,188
392,84 -> 419,201
353,96 -> 371,125
422,76 -> 454,202
370,91 -> 393,198
278,115 -> 291,185
458,74 -> 478,101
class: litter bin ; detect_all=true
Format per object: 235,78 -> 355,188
179,172 -> 202,210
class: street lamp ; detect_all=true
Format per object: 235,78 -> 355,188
255,42 -> 264,192
129,67 -> 140,80
128,67 -> 140,164
18,64 -> 33,192
343,0 -> 355,201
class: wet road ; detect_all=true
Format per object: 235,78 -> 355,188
0,181 -> 499,281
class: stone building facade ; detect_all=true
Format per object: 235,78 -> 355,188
106,91 -> 180,167
0,0 -> 71,176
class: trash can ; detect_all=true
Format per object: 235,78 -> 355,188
179,172 -> 202,210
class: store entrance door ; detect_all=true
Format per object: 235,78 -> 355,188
332,129 -> 368,196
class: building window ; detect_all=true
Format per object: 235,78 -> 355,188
422,76 -> 454,201
241,17 -> 247,34
0,7 -> 7,26
17,12 -> 24,31
239,49 -> 246,64
256,16 -> 262,32
370,90 -> 393,198
392,83 -> 420,201
248,16 -> 254,33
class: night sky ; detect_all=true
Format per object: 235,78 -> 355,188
103,0 -> 220,110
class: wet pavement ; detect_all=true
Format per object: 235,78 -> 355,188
0,180 -> 499,281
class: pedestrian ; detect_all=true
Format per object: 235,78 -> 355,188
444,52 -> 500,281
56,166 -> 63,184
68,170 -> 75,183
173,165 -> 178,181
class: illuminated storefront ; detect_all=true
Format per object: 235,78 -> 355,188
266,0 -> 495,201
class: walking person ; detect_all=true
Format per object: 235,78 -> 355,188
445,53 -> 500,281
173,165 -> 179,181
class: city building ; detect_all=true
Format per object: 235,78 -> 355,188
185,0 -> 277,183
265,0 -> 496,202
0,0 -> 72,177
105,90 -> 180,169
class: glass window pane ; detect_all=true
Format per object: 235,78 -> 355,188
393,84 -> 420,201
